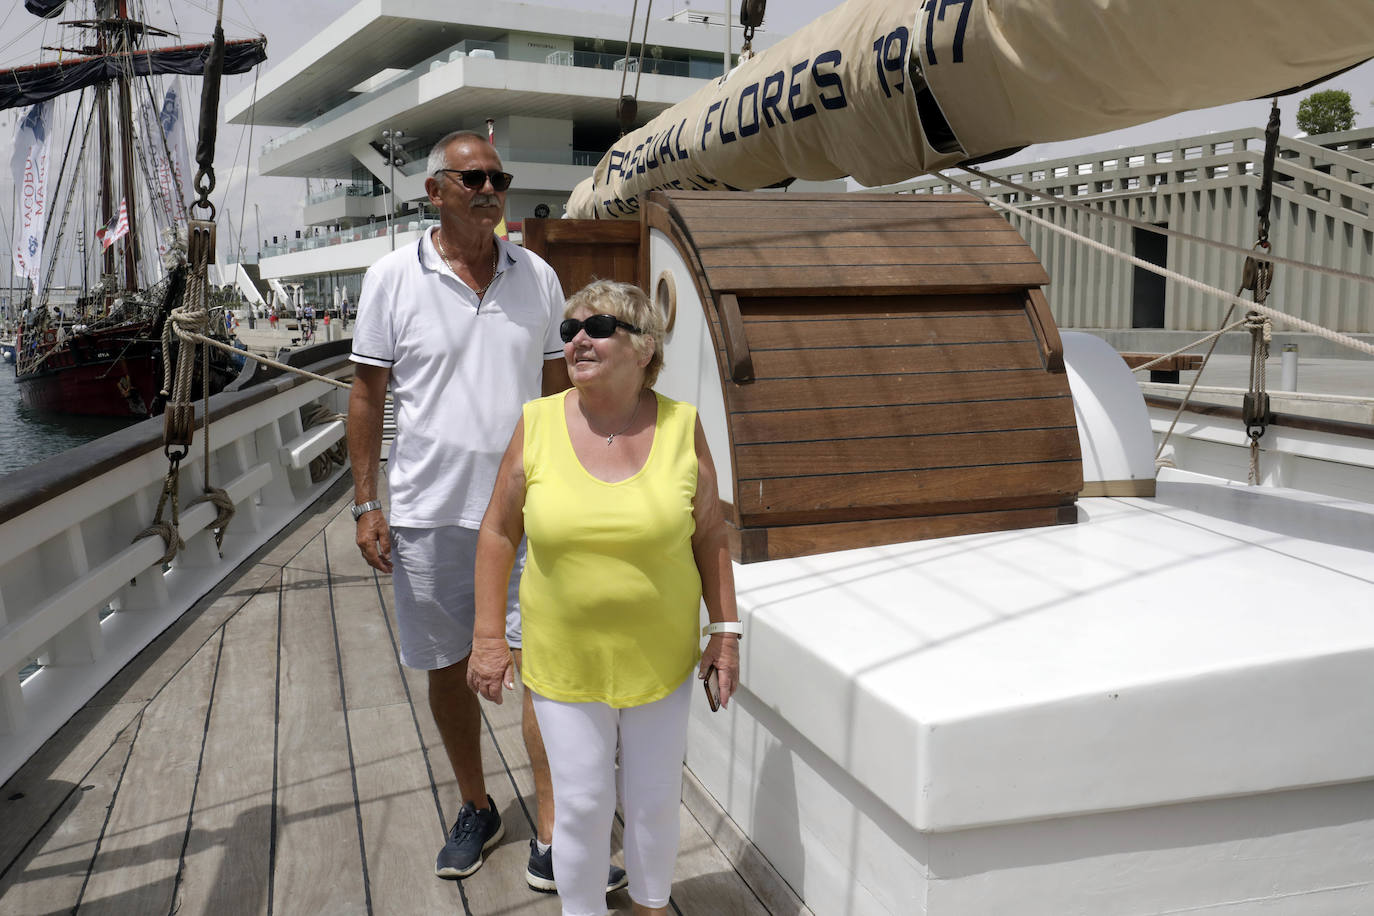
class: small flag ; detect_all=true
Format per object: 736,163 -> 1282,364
486,118 -> 508,240
96,198 -> 130,250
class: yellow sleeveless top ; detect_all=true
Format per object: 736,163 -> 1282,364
519,390 -> 702,707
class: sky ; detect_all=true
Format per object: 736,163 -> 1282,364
2,0 -> 1372,270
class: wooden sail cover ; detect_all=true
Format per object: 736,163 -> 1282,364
526,191 -> 1083,563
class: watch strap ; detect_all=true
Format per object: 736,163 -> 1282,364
351,499 -> 383,520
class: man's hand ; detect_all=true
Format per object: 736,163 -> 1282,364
355,510 -> 393,573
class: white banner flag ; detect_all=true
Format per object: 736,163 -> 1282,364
140,84 -> 191,238
10,101 -> 53,292
159,85 -> 192,217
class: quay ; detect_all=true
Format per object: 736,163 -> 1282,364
234,319 -> 352,358
0,475 -> 805,914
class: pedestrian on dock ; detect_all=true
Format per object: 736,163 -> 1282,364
469,280 -> 742,916
347,130 -> 584,886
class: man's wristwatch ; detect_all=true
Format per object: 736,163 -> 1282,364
351,500 -> 383,521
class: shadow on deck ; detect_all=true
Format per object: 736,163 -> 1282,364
0,477 -> 799,915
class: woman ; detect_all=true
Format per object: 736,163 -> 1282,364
468,279 -> 741,916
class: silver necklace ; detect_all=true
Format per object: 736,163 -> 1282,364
438,234 -> 500,299
591,395 -> 642,446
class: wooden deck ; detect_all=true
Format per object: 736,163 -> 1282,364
0,477 -> 801,915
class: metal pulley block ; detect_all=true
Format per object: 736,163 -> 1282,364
164,403 -> 195,453
188,219 -> 216,266
617,95 -> 638,136
1242,392 -> 1270,440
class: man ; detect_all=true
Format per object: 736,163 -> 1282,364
347,131 -> 620,892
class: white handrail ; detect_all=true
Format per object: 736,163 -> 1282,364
0,354 -> 353,785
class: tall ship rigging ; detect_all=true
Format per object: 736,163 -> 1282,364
5,0 -> 266,417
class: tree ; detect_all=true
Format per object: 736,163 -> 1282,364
1296,89 -> 1356,135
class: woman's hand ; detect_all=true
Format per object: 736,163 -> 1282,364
467,636 -> 515,703
698,634 -> 740,709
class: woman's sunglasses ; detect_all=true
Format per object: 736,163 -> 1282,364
559,314 -> 644,343
435,168 -> 514,192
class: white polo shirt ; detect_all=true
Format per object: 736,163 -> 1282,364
351,230 -> 565,528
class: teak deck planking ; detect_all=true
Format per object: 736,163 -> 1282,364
1,480 -> 797,915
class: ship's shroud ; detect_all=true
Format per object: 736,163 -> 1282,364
568,0 -> 1374,219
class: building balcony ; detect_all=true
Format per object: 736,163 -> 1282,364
304,187 -> 387,226
256,45 -> 714,180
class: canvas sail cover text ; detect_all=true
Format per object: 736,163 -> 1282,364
568,0 -> 1374,219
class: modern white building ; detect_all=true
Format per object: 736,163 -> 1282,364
224,0 -> 831,304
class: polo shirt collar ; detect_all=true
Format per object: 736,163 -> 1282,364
421,227 -> 518,273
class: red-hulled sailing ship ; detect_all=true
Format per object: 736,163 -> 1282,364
6,0 -> 265,417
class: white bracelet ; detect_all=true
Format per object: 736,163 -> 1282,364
702,621 -> 743,639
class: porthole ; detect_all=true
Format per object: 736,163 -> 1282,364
655,270 -> 677,334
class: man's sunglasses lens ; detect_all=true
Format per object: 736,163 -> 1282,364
559,315 -> 622,343
447,169 -> 513,191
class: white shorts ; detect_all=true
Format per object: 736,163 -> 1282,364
390,525 -> 523,670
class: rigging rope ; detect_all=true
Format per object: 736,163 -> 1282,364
632,0 -> 652,100
937,170 -> 1374,360
956,165 -> 1374,289
36,94 -> 95,312
616,0 -> 642,135
1153,302 -> 1239,467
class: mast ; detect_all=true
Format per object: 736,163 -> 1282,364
95,8 -> 115,281
114,0 -> 141,292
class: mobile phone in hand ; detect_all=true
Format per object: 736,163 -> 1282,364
703,665 -> 721,712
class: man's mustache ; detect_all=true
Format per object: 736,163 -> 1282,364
472,194 -> 501,207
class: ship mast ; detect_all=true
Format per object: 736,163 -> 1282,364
91,0 -> 143,293
113,0 -> 141,292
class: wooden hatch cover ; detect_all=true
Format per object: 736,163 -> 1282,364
527,190 -> 1083,563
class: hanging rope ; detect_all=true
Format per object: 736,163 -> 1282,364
1244,311 -> 1272,484
616,0 -> 642,136
140,1 -> 236,559
631,0 -> 652,101
1239,102 -> 1281,485
302,403 -> 349,483
134,461 -> 186,565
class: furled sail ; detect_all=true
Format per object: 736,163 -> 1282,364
24,0 -> 66,18
568,0 -> 1374,218
0,38 -> 267,111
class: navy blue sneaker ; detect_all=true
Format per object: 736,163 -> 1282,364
525,837 -> 629,894
435,796 -> 504,878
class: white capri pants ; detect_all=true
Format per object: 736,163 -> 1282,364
531,677 -> 693,916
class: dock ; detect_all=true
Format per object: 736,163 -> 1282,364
0,477 -> 800,915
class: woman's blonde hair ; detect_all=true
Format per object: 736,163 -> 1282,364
564,280 -> 665,388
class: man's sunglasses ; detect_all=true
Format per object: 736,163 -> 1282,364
559,314 -> 644,343
435,168 -> 514,192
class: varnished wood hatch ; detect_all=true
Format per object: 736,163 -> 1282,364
524,191 -> 1083,563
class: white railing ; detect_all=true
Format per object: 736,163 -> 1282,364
1148,400 -> 1374,504
0,350 -> 353,785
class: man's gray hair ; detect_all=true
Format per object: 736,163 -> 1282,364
427,131 -> 489,174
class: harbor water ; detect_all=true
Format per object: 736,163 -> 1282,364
0,368 -> 135,477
